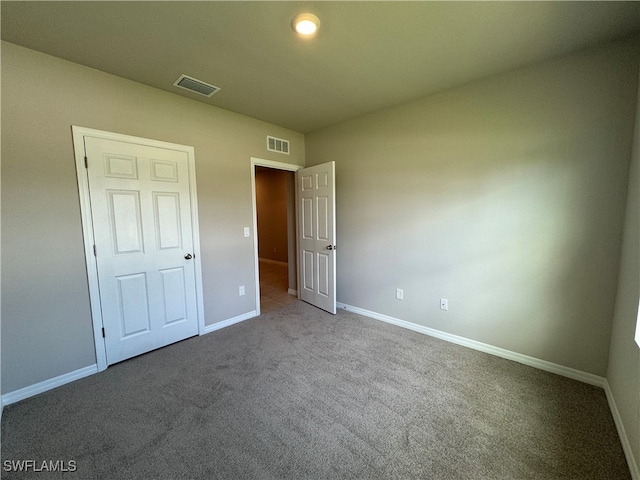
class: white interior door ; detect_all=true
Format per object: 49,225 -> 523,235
84,136 -> 199,365
297,162 -> 336,314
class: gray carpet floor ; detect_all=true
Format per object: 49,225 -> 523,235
1,301 -> 631,479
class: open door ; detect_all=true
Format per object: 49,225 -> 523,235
297,162 -> 336,314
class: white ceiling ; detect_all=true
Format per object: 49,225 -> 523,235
2,1 -> 640,133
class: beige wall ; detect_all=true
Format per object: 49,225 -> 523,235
306,37 -> 640,377
256,167 -> 290,263
1,42 -> 304,394
607,62 -> 640,475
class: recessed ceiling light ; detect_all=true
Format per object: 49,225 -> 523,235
292,13 -> 320,36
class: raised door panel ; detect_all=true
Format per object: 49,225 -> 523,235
302,250 -> 314,292
317,253 -> 329,298
109,190 -> 144,255
105,154 -> 138,179
301,174 -> 314,191
116,273 -> 151,337
301,197 -> 314,239
153,193 -> 182,251
316,172 -> 329,189
316,196 -> 329,241
160,267 -> 188,326
150,159 -> 179,183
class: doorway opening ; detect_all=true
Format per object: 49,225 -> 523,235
250,158 -> 302,315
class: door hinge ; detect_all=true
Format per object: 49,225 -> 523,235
84,156 -> 88,169
102,327 -> 105,338
93,244 -> 97,256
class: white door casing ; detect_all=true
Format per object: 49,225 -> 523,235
297,162 -> 336,314
73,127 -> 205,370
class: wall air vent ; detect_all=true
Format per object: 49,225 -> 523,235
267,135 -> 290,155
173,74 -> 220,97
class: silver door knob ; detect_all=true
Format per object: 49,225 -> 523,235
184,253 -> 193,260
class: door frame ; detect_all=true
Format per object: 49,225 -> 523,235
72,126 -> 206,372
250,157 -> 302,315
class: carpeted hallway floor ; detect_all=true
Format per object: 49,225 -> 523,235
1,301 -> 631,479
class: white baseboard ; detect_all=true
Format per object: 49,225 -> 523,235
337,303 -> 606,387
1,364 -> 98,408
603,381 -> 640,480
202,310 -> 258,335
288,289 -> 298,296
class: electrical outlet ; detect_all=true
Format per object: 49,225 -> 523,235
396,288 -> 404,300
239,286 -> 245,296
440,298 -> 448,311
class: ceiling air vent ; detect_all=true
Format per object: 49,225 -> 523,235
173,74 -> 220,97
267,135 -> 290,155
